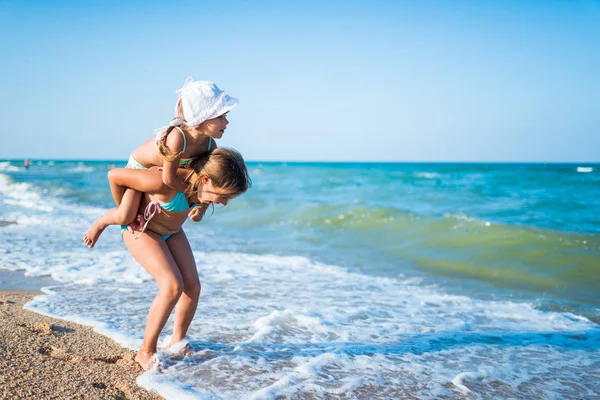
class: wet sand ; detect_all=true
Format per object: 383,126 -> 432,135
0,269 -> 57,292
0,290 -> 163,399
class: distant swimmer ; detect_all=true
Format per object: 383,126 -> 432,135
23,159 -> 31,169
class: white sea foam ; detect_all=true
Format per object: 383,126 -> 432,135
18,247 -> 598,399
0,172 -> 108,226
137,371 -> 214,400
415,172 -> 440,179
0,173 -> 54,212
0,162 -> 21,172
445,212 -> 477,222
65,163 -> 94,173
577,167 -> 593,173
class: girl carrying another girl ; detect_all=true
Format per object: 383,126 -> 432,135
83,77 -> 238,248
106,147 -> 250,370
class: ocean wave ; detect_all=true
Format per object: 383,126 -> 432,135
65,167 -> 95,173
0,173 -> 48,209
0,161 -> 21,172
225,201 -> 600,301
0,172 -> 108,218
414,172 -> 441,179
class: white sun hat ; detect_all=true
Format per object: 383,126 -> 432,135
174,77 -> 238,127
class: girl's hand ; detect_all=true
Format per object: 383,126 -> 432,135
189,203 -> 209,222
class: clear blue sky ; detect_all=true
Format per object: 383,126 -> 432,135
1,0 -> 599,162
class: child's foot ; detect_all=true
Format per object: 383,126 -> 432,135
164,336 -> 192,356
168,342 -> 193,357
135,350 -> 158,371
83,219 -> 106,248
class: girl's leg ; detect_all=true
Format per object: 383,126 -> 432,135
83,189 -> 142,248
123,230 -> 184,370
166,230 -> 201,345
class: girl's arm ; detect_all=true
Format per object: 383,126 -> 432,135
162,158 -> 189,192
107,168 -> 168,206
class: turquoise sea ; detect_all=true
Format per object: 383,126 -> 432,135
0,159 -> 598,399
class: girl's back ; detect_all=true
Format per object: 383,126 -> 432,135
131,130 -> 215,170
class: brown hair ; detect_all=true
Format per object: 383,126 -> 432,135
185,148 -> 251,200
156,100 -> 188,162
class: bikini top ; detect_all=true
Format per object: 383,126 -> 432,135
157,127 -> 213,168
133,171 -> 198,239
159,191 -> 195,212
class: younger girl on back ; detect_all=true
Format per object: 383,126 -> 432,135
83,78 -> 238,248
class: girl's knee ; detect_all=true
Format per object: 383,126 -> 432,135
114,207 -> 138,225
160,278 -> 184,300
185,280 -> 201,300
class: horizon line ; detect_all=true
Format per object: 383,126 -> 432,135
2,158 -> 599,165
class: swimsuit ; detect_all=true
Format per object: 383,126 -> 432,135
127,132 -> 213,169
120,191 -> 197,241
121,129 -> 210,239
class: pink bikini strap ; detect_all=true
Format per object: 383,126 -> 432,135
133,201 -> 162,240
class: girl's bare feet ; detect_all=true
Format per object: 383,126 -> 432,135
135,350 -> 158,371
83,219 -> 107,248
168,342 -> 193,357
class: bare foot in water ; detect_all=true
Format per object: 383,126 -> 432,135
166,341 -> 193,357
135,350 -> 157,371
83,218 -> 106,248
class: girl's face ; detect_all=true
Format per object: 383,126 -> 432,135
197,177 -> 236,206
192,113 -> 229,139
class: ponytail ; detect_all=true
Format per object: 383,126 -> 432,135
156,125 -> 184,162
156,99 -> 187,162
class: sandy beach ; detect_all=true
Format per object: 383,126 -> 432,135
0,289 -> 162,400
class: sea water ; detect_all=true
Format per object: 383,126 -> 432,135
0,160 -> 598,399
